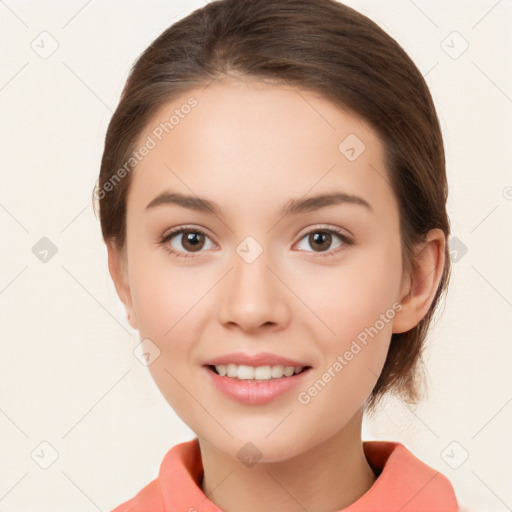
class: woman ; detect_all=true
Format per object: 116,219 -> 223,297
94,0 -> 464,509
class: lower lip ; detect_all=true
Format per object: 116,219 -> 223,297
203,366 -> 312,405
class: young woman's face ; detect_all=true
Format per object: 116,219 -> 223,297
115,78 -> 410,461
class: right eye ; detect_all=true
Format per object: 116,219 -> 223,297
159,227 -> 216,259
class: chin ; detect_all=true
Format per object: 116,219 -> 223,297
196,424 -> 318,464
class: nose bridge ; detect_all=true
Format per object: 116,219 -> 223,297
218,234 -> 287,330
231,234 -> 275,304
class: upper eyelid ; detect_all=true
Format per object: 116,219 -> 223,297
162,225 -> 216,243
297,224 -> 352,239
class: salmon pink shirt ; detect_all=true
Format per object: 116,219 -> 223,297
111,437 -> 462,511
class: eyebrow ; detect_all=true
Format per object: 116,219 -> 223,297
145,190 -> 372,217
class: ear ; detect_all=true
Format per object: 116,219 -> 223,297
106,241 -> 138,331
392,228 -> 446,334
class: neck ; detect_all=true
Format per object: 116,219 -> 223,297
198,409 -> 377,512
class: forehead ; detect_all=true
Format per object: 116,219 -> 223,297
127,78 -> 394,219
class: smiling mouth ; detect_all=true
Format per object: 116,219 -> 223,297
207,364 -> 312,381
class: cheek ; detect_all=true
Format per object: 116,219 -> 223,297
334,269 -> 400,340
129,250 -> 206,340
300,242 -> 402,343
296,240 -> 402,398
296,279 -> 398,431
128,261 -> 207,416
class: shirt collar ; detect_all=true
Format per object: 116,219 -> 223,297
158,438 -> 459,511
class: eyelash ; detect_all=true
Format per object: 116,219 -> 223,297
158,225 -> 354,260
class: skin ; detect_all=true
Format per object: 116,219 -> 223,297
107,75 -> 445,512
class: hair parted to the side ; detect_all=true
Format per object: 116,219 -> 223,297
93,0 -> 451,416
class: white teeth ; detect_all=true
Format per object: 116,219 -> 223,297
271,365 -> 284,378
283,366 -> 295,377
213,363 -> 305,380
216,364 -> 227,376
254,365 -> 271,379
237,365 -> 254,380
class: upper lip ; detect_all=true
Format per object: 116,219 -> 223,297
203,352 -> 310,368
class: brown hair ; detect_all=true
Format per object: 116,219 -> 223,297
93,0 -> 451,415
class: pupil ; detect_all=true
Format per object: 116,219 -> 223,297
187,232 -> 199,244
185,231 -> 203,250
311,232 -> 331,251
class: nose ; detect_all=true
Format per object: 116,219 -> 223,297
217,246 -> 290,333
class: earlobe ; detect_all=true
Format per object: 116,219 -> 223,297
392,229 -> 446,334
106,241 -> 138,330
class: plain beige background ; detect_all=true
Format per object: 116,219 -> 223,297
1,1 -> 511,510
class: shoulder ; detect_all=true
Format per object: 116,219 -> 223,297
357,440 -> 460,511
108,439 -> 199,512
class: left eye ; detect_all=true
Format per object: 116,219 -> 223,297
296,228 -> 352,255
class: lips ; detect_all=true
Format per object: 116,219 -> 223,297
204,361 -> 312,404
203,351 -> 310,368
